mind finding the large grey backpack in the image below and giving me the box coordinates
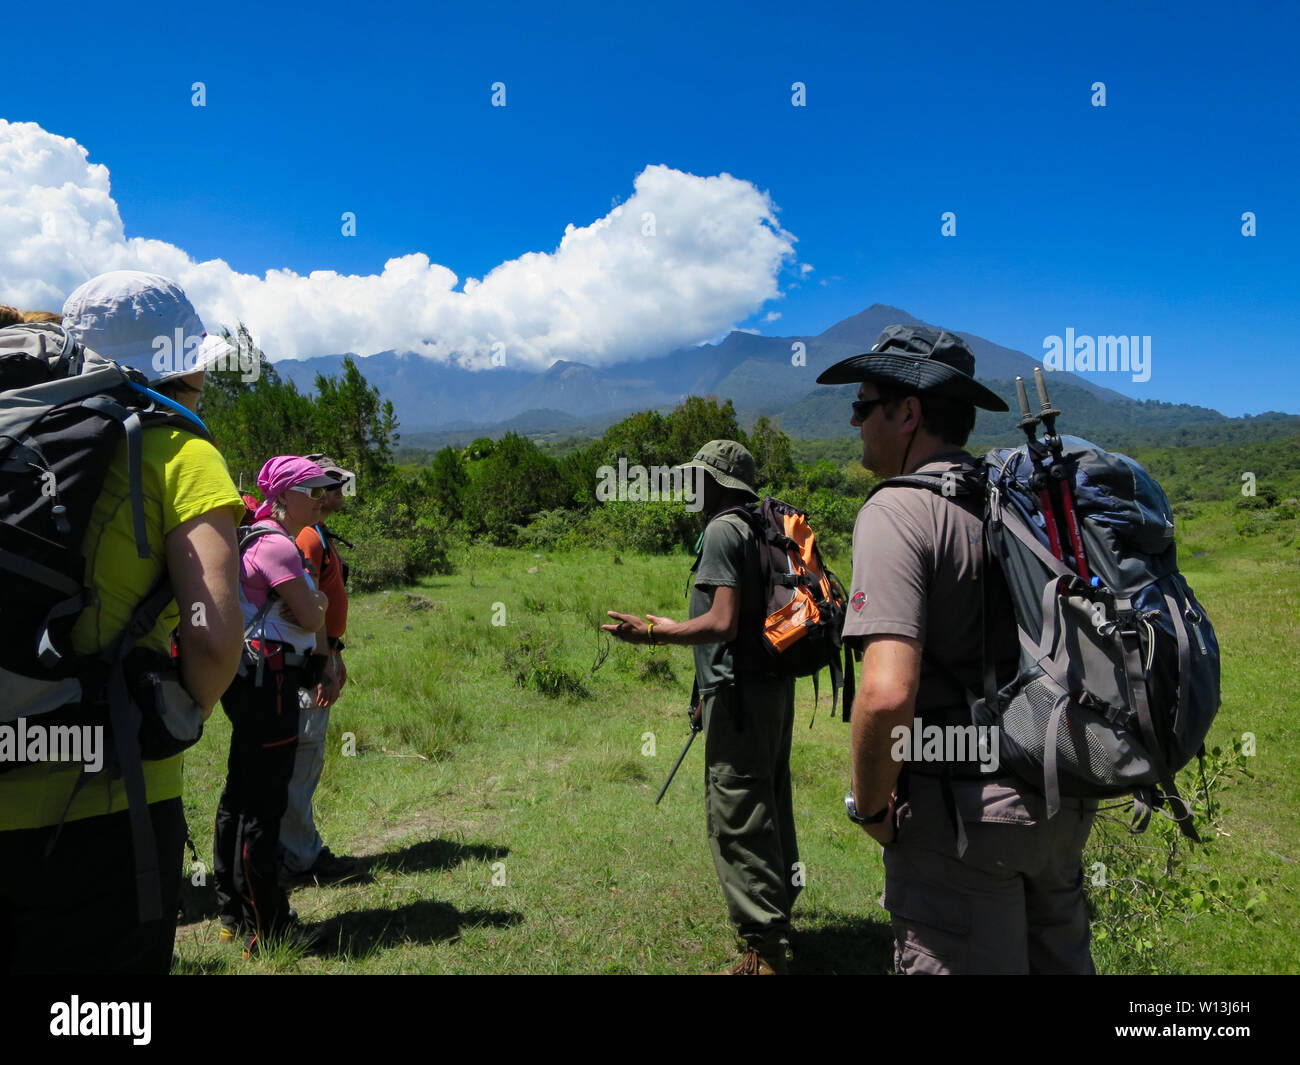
[876,437,1220,843]
[0,322,213,921]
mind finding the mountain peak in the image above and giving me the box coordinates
[544,358,593,376]
[815,304,925,344]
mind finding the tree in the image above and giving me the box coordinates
[664,396,744,465]
[426,446,469,515]
[747,415,797,489]
[599,410,671,468]
[199,326,315,489]
[464,432,567,540]
[312,356,399,481]
[199,327,398,492]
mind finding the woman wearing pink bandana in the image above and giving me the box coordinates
[213,456,336,957]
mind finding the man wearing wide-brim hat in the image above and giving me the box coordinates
[821,324,1096,975]
[604,440,800,974]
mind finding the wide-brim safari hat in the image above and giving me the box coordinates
[816,324,1009,412]
[676,439,758,499]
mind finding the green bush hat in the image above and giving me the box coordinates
[677,439,759,499]
[816,323,1009,412]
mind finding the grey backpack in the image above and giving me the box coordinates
[0,322,213,921]
[877,437,1220,843]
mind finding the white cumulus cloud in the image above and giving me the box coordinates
[0,120,799,370]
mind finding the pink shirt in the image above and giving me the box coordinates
[240,521,318,652]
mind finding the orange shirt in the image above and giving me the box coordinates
[296,524,348,639]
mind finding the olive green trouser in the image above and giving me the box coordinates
[701,674,799,953]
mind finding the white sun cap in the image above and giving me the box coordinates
[62,270,233,383]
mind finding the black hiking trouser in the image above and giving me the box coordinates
[213,657,302,943]
[0,797,185,974]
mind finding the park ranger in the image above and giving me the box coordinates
[604,440,798,974]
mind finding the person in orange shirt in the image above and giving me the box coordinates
[280,454,360,884]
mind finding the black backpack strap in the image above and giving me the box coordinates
[1115,597,1199,842]
[939,765,969,859]
[81,395,151,559]
[312,524,331,581]
[123,411,149,559]
[237,523,305,686]
[110,575,177,923]
[815,649,845,727]
[47,575,178,922]
[708,503,767,669]
[840,638,858,722]
[866,464,983,505]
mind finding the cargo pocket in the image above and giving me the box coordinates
[882,875,973,976]
[706,765,768,841]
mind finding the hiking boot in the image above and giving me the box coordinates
[716,946,787,975]
[302,847,363,885]
[242,916,320,959]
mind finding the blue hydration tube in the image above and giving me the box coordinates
[126,380,210,435]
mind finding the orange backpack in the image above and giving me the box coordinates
[716,497,850,720]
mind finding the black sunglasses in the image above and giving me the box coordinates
[851,397,889,422]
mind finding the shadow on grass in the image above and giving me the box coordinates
[309,898,523,957]
[792,910,895,975]
[365,838,509,876]
[177,837,507,924]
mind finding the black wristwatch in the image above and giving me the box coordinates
[845,792,890,825]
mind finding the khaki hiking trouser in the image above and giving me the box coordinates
[881,772,1097,975]
[279,689,328,875]
[702,673,799,954]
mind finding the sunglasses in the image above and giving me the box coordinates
[288,485,327,500]
[851,397,889,422]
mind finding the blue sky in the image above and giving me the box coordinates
[3,0,1297,415]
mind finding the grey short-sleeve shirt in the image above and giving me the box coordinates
[842,452,1017,718]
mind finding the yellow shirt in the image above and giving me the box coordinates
[0,426,242,831]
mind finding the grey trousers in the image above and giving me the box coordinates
[279,690,328,874]
[881,773,1097,975]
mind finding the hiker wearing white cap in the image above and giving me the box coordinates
[61,270,234,386]
[0,273,244,974]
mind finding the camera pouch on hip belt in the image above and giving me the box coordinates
[122,645,204,761]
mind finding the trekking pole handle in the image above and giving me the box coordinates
[1015,375,1032,419]
[1015,376,1041,437]
[1034,367,1060,419]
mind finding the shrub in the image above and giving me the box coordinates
[330,473,452,591]
[504,631,590,700]
[1084,741,1265,974]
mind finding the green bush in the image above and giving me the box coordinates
[571,500,702,554]
[504,630,590,700]
[1084,741,1265,974]
[330,474,452,591]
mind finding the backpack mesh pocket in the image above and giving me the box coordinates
[1000,675,1146,794]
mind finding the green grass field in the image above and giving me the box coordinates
[174,500,1300,974]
